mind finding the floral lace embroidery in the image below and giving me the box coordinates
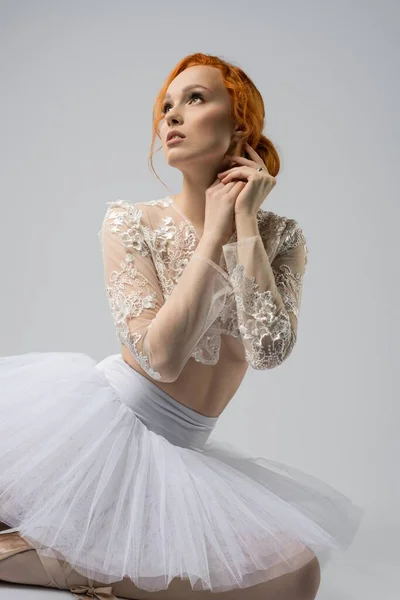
[227,222,308,369]
[98,201,162,379]
[99,198,307,371]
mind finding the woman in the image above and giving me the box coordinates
[0,53,363,599]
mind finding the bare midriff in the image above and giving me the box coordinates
[121,336,249,418]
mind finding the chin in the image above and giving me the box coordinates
[166,152,196,168]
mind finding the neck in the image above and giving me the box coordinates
[172,150,237,237]
[172,168,224,237]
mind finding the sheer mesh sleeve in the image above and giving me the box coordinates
[99,202,233,382]
[222,219,308,370]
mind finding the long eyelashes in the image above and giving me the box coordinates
[161,91,204,115]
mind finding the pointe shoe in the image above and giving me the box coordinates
[0,531,119,598]
[0,529,194,599]
[0,531,33,561]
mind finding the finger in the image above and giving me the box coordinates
[211,179,238,195]
[222,181,240,190]
[220,168,249,183]
[218,166,248,177]
[244,143,264,163]
[217,167,235,177]
[218,181,243,197]
[214,173,239,183]
[212,177,226,188]
[225,155,255,168]
[225,180,246,195]
[245,144,270,172]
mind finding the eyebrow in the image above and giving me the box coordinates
[163,84,211,100]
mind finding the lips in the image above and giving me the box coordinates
[166,136,185,145]
[166,131,185,142]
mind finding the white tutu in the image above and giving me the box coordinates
[0,351,364,593]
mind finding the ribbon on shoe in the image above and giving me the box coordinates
[0,529,118,598]
[69,584,118,599]
[34,550,118,599]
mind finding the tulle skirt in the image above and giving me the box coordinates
[0,351,364,593]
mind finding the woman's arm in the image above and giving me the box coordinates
[222,218,308,369]
[99,203,232,383]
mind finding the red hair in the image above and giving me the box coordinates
[148,53,280,189]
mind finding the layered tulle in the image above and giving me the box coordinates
[0,351,364,593]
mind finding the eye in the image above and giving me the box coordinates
[161,91,204,115]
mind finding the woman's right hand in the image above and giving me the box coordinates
[203,178,246,246]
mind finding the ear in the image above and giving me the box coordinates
[229,129,245,154]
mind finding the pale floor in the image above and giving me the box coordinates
[0,520,397,600]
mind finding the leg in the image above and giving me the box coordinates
[1,536,321,600]
[123,553,321,600]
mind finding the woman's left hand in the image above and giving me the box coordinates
[217,142,276,216]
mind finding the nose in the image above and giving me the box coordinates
[165,106,183,127]
[164,115,183,143]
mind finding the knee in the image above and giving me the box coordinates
[298,555,321,600]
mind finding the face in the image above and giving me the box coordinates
[160,65,243,171]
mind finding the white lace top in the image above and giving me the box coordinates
[98,195,308,382]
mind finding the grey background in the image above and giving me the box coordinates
[0,1,398,598]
